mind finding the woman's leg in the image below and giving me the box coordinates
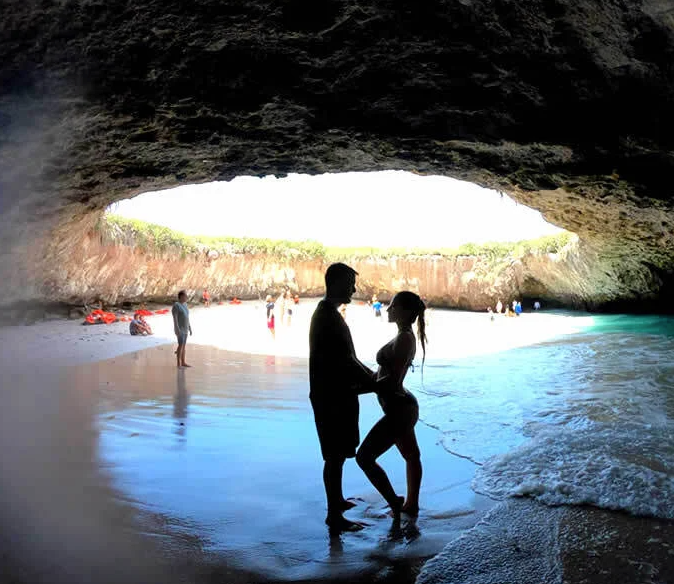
[356,416,403,511]
[396,428,422,514]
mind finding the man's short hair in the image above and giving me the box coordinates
[178,290,187,299]
[325,263,358,288]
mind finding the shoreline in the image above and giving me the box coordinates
[0,293,638,329]
[1,302,673,583]
[0,302,494,584]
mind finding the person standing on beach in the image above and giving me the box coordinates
[276,291,286,327]
[285,290,293,326]
[356,291,425,516]
[372,296,383,319]
[265,295,276,340]
[172,290,193,368]
[309,263,377,532]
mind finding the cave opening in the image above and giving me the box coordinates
[100,170,569,311]
[106,170,564,251]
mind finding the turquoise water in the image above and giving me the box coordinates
[581,312,674,336]
[401,311,674,519]
[91,304,674,582]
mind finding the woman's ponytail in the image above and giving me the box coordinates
[416,298,427,373]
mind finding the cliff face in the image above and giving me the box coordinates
[36,219,644,312]
[2,0,674,309]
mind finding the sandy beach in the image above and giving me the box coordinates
[0,300,497,583]
[2,300,672,584]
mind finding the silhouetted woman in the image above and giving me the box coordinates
[356,291,426,515]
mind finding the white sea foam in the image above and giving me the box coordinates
[472,422,674,519]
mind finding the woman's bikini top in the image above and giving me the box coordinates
[376,331,415,368]
[376,331,416,406]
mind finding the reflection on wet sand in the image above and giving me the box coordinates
[0,368,179,584]
[65,344,489,583]
[174,370,188,440]
[2,305,674,583]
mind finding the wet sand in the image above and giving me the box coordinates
[69,344,493,583]
[2,302,673,584]
[0,304,494,584]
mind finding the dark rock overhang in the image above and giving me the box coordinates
[1,0,674,307]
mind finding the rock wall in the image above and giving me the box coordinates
[30,219,657,312]
[2,0,674,310]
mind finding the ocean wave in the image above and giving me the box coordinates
[472,422,674,520]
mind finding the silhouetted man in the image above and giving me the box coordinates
[309,263,376,532]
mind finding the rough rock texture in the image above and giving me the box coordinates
[2,0,674,308]
[38,220,630,311]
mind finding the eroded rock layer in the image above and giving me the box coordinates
[30,218,652,313]
[1,0,674,308]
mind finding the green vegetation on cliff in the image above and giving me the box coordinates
[100,214,326,259]
[100,214,574,261]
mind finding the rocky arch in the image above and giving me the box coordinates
[1,0,674,309]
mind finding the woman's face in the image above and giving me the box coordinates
[387,295,412,324]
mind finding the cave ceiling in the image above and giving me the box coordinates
[1,0,674,264]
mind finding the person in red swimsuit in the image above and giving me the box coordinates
[265,295,276,339]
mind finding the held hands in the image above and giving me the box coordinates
[373,374,393,397]
[354,366,378,395]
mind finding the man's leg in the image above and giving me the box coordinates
[180,343,190,367]
[323,457,363,532]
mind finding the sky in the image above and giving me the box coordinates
[108,171,563,248]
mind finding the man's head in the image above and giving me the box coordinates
[178,290,187,303]
[325,263,357,305]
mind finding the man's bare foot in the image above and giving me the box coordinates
[325,515,366,533]
[340,498,358,511]
[181,363,192,368]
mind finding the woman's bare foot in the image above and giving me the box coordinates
[181,363,192,368]
[325,515,366,533]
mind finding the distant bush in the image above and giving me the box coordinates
[100,214,574,262]
[100,215,328,259]
[325,232,574,261]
